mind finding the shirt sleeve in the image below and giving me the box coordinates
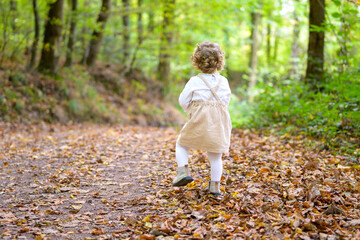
[179,77,196,112]
[223,77,232,107]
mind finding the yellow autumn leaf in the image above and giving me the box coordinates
[142,215,151,222]
[71,204,82,210]
[193,233,200,238]
[35,235,44,240]
[215,223,226,230]
[144,222,152,229]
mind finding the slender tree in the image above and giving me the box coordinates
[64,0,78,68]
[223,28,231,76]
[137,0,143,44]
[122,0,130,63]
[248,4,261,102]
[0,2,9,65]
[273,27,279,63]
[148,10,154,33]
[80,0,90,64]
[289,1,300,77]
[272,0,281,65]
[338,1,349,72]
[27,0,40,71]
[158,0,176,85]
[10,0,17,32]
[84,0,111,67]
[38,0,65,74]
[266,21,271,67]
[122,0,146,75]
[305,0,325,89]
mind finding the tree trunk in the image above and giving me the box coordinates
[80,0,90,64]
[0,2,9,65]
[84,0,111,67]
[27,0,40,71]
[272,0,281,65]
[289,3,300,78]
[266,22,271,67]
[223,28,231,76]
[338,2,349,72]
[148,10,154,33]
[10,0,17,32]
[158,0,175,86]
[38,0,65,74]
[64,0,78,68]
[248,8,260,102]
[122,0,130,63]
[137,0,143,44]
[305,0,325,90]
[272,28,279,64]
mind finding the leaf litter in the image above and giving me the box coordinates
[0,123,359,239]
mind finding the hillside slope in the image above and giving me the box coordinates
[0,65,185,126]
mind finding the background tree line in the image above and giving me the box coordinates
[0,0,359,143]
[1,0,358,84]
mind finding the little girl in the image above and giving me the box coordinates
[173,41,232,196]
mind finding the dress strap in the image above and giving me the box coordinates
[198,75,222,102]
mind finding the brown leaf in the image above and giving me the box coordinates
[139,234,155,240]
[303,219,317,231]
[158,227,171,234]
[2,229,11,236]
[91,228,105,235]
[150,228,168,236]
[348,219,360,226]
[18,227,30,233]
[323,204,344,215]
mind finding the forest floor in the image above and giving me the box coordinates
[0,123,359,240]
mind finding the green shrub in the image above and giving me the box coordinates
[230,68,360,142]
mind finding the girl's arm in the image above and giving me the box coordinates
[223,76,232,107]
[178,78,195,112]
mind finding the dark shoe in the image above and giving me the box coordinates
[172,166,193,186]
[209,181,221,196]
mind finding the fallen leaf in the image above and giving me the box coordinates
[139,234,155,240]
[91,228,105,235]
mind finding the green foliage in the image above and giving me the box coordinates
[131,79,147,94]
[230,67,360,153]
[0,0,359,144]
[229,94,254,127]
[60,68,116,122]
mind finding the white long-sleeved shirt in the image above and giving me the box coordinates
[179,73,231,112]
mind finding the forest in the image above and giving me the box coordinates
[0,0,359,142]
[0,0,360,239]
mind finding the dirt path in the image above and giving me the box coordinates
[0,123,177,239]
[0,123,359,239]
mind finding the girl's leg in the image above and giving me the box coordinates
[176,142,189,168]
[207,152,223,181]
[207,152,222,195]
[173,142,193,186]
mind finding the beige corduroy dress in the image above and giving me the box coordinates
[178,75,232,153]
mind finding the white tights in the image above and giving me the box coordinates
[176,142,223,181]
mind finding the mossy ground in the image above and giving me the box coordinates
[0,65,184,127]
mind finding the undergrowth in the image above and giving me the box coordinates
[230,68,360,156]
[0,67,117,123]
[0,65,183,126]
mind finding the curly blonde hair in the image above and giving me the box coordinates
[191,41,225,74]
